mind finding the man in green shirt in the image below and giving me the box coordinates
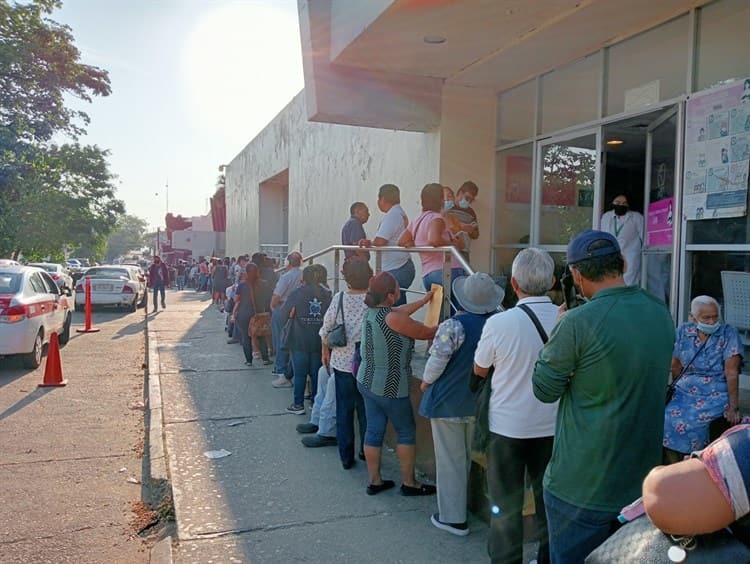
[532,229,674,564]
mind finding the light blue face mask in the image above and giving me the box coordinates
[443,200,454,211]
[458,198,471,209]
[696,321,720,335]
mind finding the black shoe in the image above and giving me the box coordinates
[296,422,318,434]
[400,483,437,496]
[342,459,355,470]
[358,449,366,461]
[301,435,337,448]
[366,480,395,496]
[161,302,166,309]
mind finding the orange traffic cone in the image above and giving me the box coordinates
[39,331,67,387]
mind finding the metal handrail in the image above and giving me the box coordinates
[296,244,475,321]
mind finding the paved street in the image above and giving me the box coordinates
[152,290,490,563]
[0,306,150,563]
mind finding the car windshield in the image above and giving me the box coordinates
[0,272,22,294]
[85,268,130,280]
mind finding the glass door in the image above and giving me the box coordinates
[643,107,678,314]
[535,130,600,247]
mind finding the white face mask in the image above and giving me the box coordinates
[458,198,471,209]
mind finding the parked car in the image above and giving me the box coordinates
[0,265,74,368]
[122,264,148,307]
[65,258,82,271]
[74,265,144,312]
[28,262,74,294]
[0,259,20,266]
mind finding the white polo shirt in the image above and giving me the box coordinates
[474,296,560,438]
[375,204,409,272]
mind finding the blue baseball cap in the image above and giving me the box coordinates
[567,229,621,265]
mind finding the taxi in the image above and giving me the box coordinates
[0,265,73,368]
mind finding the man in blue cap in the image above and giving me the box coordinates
[532,229,675,563]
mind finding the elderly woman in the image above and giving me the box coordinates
[357,271,437,496]
[663,295,743,463]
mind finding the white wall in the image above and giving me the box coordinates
[172,231,225,259]
[226,92,441,279]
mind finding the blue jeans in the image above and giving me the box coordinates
[291,350,322,406]
[358,383,416,446]
[272,308,291,377]
[543,490,620,564]
[152,282,165,310]
[177,275,185,290]
[388,258,415,307]
[334,369,366,465]
[422,267,464,316]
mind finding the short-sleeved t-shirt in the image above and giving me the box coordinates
[341,216,368,259]
[272,267,302,304]
[407,211,461,276]
[375,205,409,271]
[474,297,560,438]
[319,291,369,373]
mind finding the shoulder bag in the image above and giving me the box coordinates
[666,335,710,405]
[325,291,347,348]
[248,284,271,338]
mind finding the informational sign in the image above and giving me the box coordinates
[683,77,750,220]
[647,197,674,246]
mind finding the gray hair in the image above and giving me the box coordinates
[690,295,720,318]
[511,248,554,296]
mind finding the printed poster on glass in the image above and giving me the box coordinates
[683,77,750,221]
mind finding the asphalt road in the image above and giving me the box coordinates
[0,306,152,563]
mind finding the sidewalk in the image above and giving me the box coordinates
[149,291,490,563]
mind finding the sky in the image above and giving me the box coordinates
[53,0,304,230]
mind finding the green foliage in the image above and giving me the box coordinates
[0,0,122,259]
[105,214,149,262]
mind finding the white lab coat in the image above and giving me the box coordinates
[600,210,644,286]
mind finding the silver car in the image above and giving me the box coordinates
[74,266,144,312]
[28,263,74,294]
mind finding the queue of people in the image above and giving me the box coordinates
[214,185,749,563]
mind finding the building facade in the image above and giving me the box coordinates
[227,0,750,386]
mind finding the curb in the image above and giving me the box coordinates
[145,310,174,563]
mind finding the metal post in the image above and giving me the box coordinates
[333,249,340,293]
[375,248,382,274]
[442,251,451,321]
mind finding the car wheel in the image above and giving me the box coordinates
[22,331,43,369]
[59,314,72,346]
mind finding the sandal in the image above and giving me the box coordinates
[366,480,395,496]
[400,483,437,496]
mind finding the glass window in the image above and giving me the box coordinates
[539,133,597,245]
[606,15,689,116]
[497,80,535,145]
[541,52,601,134]
[686,250,750,313]
[28,273,48,295]
[696,0,750,91]
[495,144,533,245]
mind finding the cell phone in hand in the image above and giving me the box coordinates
[561,266,579,310]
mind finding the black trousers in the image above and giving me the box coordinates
[487,432,553,564]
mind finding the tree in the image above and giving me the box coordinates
[105,214,148,262]
[0,0,122,259]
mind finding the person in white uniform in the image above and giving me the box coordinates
[600,194,644,286]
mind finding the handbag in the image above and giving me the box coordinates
[666,336,710,405]
[248,284,271,338]
[471,366,493,454]
[325,291,347,348]
[585,514,750,563]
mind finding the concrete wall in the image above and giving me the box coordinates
[438,83,498,274]
[226,91,441,277]
[172,231,225,259]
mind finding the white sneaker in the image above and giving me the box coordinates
[271,376,292,388]
[430,513,469,537]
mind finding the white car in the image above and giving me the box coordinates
[74,266,144,312]
[0,265,74,368]
[28,262,74,294]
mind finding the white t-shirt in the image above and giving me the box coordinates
[474,296,560,438]
[375,204,410,272]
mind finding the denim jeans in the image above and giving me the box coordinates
[422,267,464,316]
[334,369,365,465]
[543,490,620,564]
[310,366,336,437]
[487,433,553,564]
[388,258,415,307]
[291,350,322,406]
[177,274,185,290]
[358,383,416,446]
[152,282,165,310]
[237,312,254,363]
[272,308,291,377]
